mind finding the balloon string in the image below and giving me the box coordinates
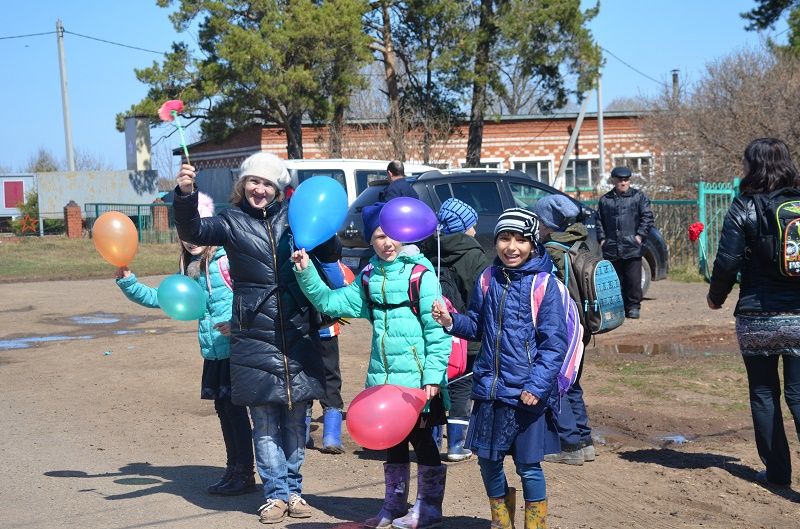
[436,228,442,301]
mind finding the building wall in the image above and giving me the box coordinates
[181,113,655,190]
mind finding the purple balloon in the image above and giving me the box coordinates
[379,197,437,243]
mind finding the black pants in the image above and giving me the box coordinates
[319,336,344,410]
[387,427,442,466]
[214,396,254,468]
[612,257,643,312]
[742,354,800,485]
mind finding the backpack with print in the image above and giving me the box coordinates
[753,188,800,277]
[361,263,468,380]
[545,241,625,335]
[479,266,584,397]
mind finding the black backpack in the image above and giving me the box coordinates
[753,188,800,277]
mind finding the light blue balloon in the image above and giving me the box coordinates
[288,176,348,250]
[157,274,207,321]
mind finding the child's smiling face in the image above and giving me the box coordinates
[495,231,533,268]
[371,227,402,261]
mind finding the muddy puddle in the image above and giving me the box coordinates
[0,312,170,351]
[589,343,734,357]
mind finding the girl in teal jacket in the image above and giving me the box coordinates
[115,193,255,497]
[292,202,450,529]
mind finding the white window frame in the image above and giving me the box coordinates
[458,157,504,170]
[612,152,654,180]
[563,156,600,191]
[509,156,554,185]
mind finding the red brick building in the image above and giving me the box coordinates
[181,110,655,193]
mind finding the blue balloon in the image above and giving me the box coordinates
[157,274,208,321]
[288,176,348,250]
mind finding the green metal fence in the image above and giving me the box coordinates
[697,180,739,279]
[84,202,230,244]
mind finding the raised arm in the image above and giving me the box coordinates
[293,250,367,319]
[173,164,231,247]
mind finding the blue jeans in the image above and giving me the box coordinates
[553,379,592,450]
[742,354,800,485]
[250,401,309,501]
[477,456,546,502]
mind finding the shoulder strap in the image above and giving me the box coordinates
[530,271,551,327]
[217,255,233,291]
[407,264,429,318]
[479,266,495,296]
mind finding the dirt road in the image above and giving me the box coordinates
[1,277,797,529]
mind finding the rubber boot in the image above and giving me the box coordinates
[206,465,235,495]
[363,463,411,529]
[305,410,314,449]
[431,426,443,453]
[321,408,345,454]
[524,499,547,529]
[488,486,517,529]
[215,463,256,496]
[445,421,472,462]
[391,464,447,529]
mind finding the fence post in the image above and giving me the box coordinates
[63,200,83,238]
[697,181,707,277]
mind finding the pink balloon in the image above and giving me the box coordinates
[379,197,437,243]
[346,384,427,450]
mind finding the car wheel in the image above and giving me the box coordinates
[641,258,652,296]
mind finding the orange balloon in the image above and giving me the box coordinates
[92,211,139,266]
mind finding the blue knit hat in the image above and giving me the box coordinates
[533,194,580,231]
[362,202,385,240]
[438,198,478,234]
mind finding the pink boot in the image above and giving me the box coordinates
[364,463,410,529]
[391,464,446,529]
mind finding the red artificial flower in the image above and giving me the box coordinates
[158,99,184,122]
[688,221,705,242]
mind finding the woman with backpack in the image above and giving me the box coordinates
[708,137,800,488]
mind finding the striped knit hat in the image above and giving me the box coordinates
[494,207,539,243]
[438,198,478,234]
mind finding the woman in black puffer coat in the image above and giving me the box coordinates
[174,153,335,523]
[708,138,800,489]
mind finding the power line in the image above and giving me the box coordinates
[64,30,165,55]
[601,46,666,86]
[0,31,56,40]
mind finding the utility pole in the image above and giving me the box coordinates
[671,69,680,102]
[56,19,76,172]
[554,95,590,192]
[597,76,605,187]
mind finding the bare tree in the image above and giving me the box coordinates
[642,46,800,197]
[24,148,62,172]
[74,148,114,171]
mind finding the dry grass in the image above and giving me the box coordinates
[0,236,178,283]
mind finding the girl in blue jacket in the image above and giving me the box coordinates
[432,208,567,529]
[115,192,255,497]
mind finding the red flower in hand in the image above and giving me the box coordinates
[158,99,184,122]
[688,222,705,242]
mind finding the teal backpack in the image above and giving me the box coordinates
[545,241,625,335]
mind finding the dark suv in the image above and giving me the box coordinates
[338,169,669,294]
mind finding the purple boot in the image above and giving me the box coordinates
[363,463,410,529]
[391,464,447,529]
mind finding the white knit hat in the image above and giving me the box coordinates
[239,152,291,190]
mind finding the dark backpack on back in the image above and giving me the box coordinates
[545,241,625,335]
[753,188,800,277]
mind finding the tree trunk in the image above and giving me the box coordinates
[329,103,345,157]
[466,0,495,167]
[381,1,405,161]
[286,113,304,159]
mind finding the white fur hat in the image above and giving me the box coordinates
[239,152,291,190]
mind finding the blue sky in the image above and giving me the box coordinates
[0,1,789,173]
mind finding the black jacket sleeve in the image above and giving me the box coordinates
[637,192,654,239]
[595,196,607,242]
[172,187,231,247]
[708,197,748,307]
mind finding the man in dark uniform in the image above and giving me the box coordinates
[382,160,419,201]
[596,166,654,319]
